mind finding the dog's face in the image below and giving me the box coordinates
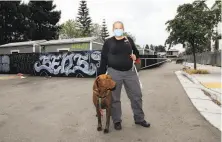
[96,74,116,91]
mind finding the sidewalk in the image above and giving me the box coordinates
[175,71,221,131]
[183,62,221,99]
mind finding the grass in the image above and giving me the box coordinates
[182,67,210,74]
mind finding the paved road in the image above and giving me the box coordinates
[0,63,220,142]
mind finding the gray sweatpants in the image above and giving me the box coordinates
[107,67,145,123]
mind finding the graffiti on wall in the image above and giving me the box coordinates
[34,51,101,77]
[10,53,40,74]
[0,51,164,77]
[0,55,10,73]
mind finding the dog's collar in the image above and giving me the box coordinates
[96,90,111,98]
[97,95,107,98]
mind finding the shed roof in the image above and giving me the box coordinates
[0,40,46,48]
[40,37,99,46]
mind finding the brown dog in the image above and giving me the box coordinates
[93,74,116,133]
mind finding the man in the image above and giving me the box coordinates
[98,21,150,130]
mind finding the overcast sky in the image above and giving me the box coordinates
[52,0,215,50]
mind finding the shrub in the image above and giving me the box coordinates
[183,68,209,74]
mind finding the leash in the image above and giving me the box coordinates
[97,90,110,117]
[132,58,143,89]
[98,98,103,116]
[125,36,143,89]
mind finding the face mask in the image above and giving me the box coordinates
[113,29,124,37]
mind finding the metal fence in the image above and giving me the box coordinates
[183,51,221,67]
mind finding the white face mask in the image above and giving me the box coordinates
[113,29,124,37]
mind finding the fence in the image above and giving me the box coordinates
[183,51,221,67]
[0,51,165,77]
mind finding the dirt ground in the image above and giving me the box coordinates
[0,63,220,142]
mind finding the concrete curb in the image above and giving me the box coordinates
[175,71,221,131]
[181,71,221,104]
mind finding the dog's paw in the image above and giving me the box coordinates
[104,129,109,133]
[97,127,102,131]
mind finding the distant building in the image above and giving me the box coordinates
[157,52,166,57]
[0,37,103,54]
[39,37,103,53]
[166,49,179,58]
[0,40,46,54]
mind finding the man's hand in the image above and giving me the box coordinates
[130,54,136,61]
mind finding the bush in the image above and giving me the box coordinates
[176,59,184,64]
[183,68,209,74]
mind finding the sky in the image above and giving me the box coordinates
[23,0,216,51]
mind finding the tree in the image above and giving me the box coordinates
[59,19,80,39]
[101,19,109,41]
[150,44,154,50]
[59,20,102,39]
[0,1,61,45]
[123,32,136,42]
[76,0,92,37]
[28,1,61,40]
[155,45,166,52]
[145,44,149,49]
[0,1,21,44]
[91,23,101,37]
[16,3,34,41]
[165,1,219,69]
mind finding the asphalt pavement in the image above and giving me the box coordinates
[0,63,220,142]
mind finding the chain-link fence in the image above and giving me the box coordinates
[183,51,221,67]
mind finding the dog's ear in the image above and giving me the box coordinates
[108,79,116,90]
[106,75,116,90]
[93,76,100,91]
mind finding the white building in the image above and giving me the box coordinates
[157,52,166,57]
[166,49,179,58]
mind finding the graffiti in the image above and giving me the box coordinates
[71,43,89,49]
[0,55,10,73]
[10,53,39,74]
[34,51,101,77]
[91,51,101,61]
[91,51,101,68]
[0,51,164,77]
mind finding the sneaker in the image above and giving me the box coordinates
[135,120,151,127]
[114,122,122,130]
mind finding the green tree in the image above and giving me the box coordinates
[0,1,61,45]
[145,44,149,49]
[155,45,166,52]
[59,19,80,39]
[101,19,109,41]
[91,23,101,37]
[28,1,61,40]
[16,3,34,41]
[165,1,219,69]
[76,0,92,37]
[0,1,21,44]
[150,44,154,50]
